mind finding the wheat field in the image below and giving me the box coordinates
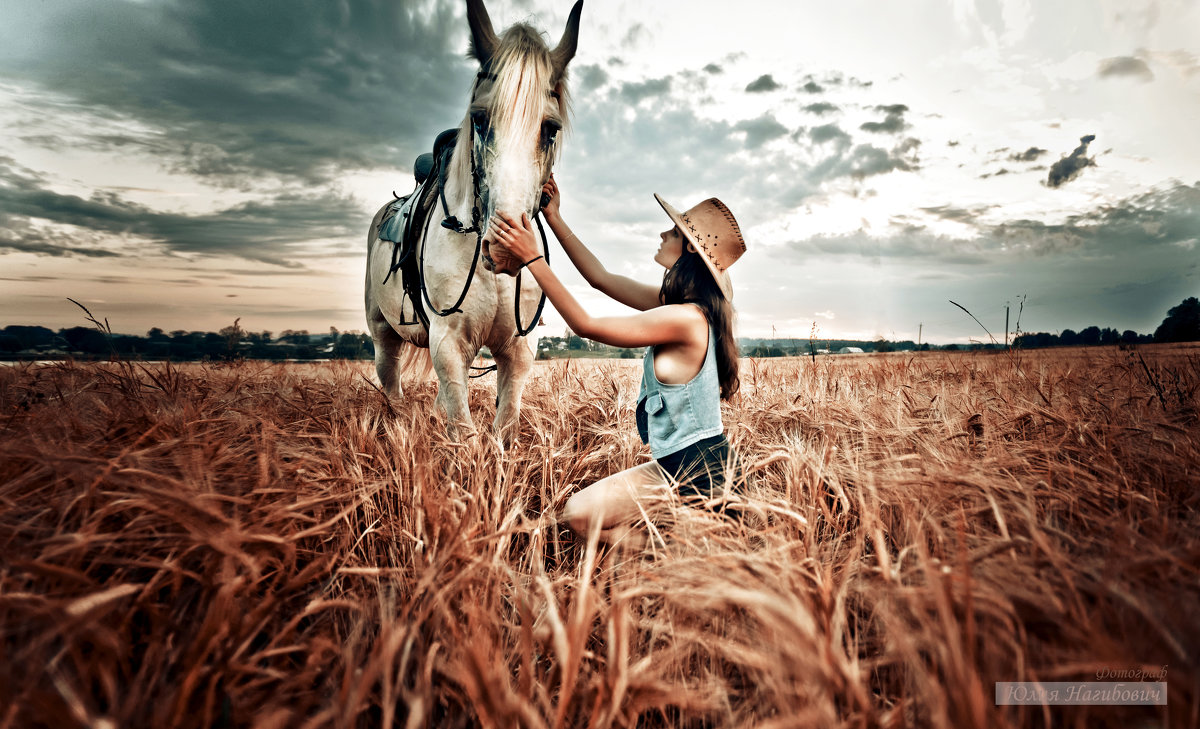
[1,345,1197,728]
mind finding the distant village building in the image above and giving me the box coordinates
[837,346,865,354]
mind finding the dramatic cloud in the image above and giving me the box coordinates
[802,102,840,116]
[788,182,1200,263]
[859,104,910,134]
[745,74,782,93]
[1046,134,1097,188]
[562,82,822,224]
[1009,147,1047,162]
[0,219,122,259]
[2,0,1197,340]
[576,64,610,93]
[565,101,747,213]
[919,205,997,224]
[807,137,921,183]
[847,138,920,178]
[619,77,672,105]
[1077,182,1200,250]
[0,0,477,187]
[734,114,789,148]
[1098,56,1155,81]
[963,183,1197,258]
[622,23,649,49]
[784,226,990,264]
[985,184,1200,258]
[0,158,359,266]
[808,123,852,150]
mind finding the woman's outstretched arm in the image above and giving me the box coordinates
[493,211,704,348]
[541,176,662,311]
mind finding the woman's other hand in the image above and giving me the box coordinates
[540,174,561,223]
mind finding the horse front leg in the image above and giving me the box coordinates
[492,336,535,447]
[429,321,476,439]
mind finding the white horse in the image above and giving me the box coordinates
[365,0,582,441]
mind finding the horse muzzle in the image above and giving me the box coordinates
[482,236,522,277]
[481,238,496,273]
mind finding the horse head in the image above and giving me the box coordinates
[460,0,582,276]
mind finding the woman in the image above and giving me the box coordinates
[491,175,746,541]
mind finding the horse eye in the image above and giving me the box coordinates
[541,119,562,143]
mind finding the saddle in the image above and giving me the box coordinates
[378,128,459,328]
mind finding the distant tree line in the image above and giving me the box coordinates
[0,324,374,361]
[741,338,931,356]
[535,335,640,360]
[1014,297,1199,349]
[3,297,1196,361]
[1013,327,1148,349]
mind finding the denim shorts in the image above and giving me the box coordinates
[656,434,742,502]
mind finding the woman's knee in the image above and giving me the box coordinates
[562,492,597,535]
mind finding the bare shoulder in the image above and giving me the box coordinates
[647,304,710,383]
[663,303,709,343]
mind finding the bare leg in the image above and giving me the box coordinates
[367,307,405,399]
[491,336,534,446]
[562,462,671,544]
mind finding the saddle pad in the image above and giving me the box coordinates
[379,193,418,244]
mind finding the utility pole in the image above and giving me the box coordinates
[1005,303,1010,348]
[918,323,922,346]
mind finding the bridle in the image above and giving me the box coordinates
[417,69,555,339]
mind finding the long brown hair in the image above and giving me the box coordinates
[659,249,740,400]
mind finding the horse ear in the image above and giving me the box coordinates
[550,0,583,76]
[466,0,499,67]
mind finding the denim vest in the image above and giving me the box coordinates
[636,326,724,459]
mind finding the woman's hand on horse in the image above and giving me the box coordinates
[491,212,540,264]
[540,174,561,222]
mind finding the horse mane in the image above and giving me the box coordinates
[448,23,571,201]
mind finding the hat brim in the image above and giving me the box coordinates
[654,193,733,301]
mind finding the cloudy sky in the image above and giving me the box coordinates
[1,0,1198,343]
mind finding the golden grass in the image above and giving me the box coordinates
[1,346,1197,728]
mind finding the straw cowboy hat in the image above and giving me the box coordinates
[654,194,746,301]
